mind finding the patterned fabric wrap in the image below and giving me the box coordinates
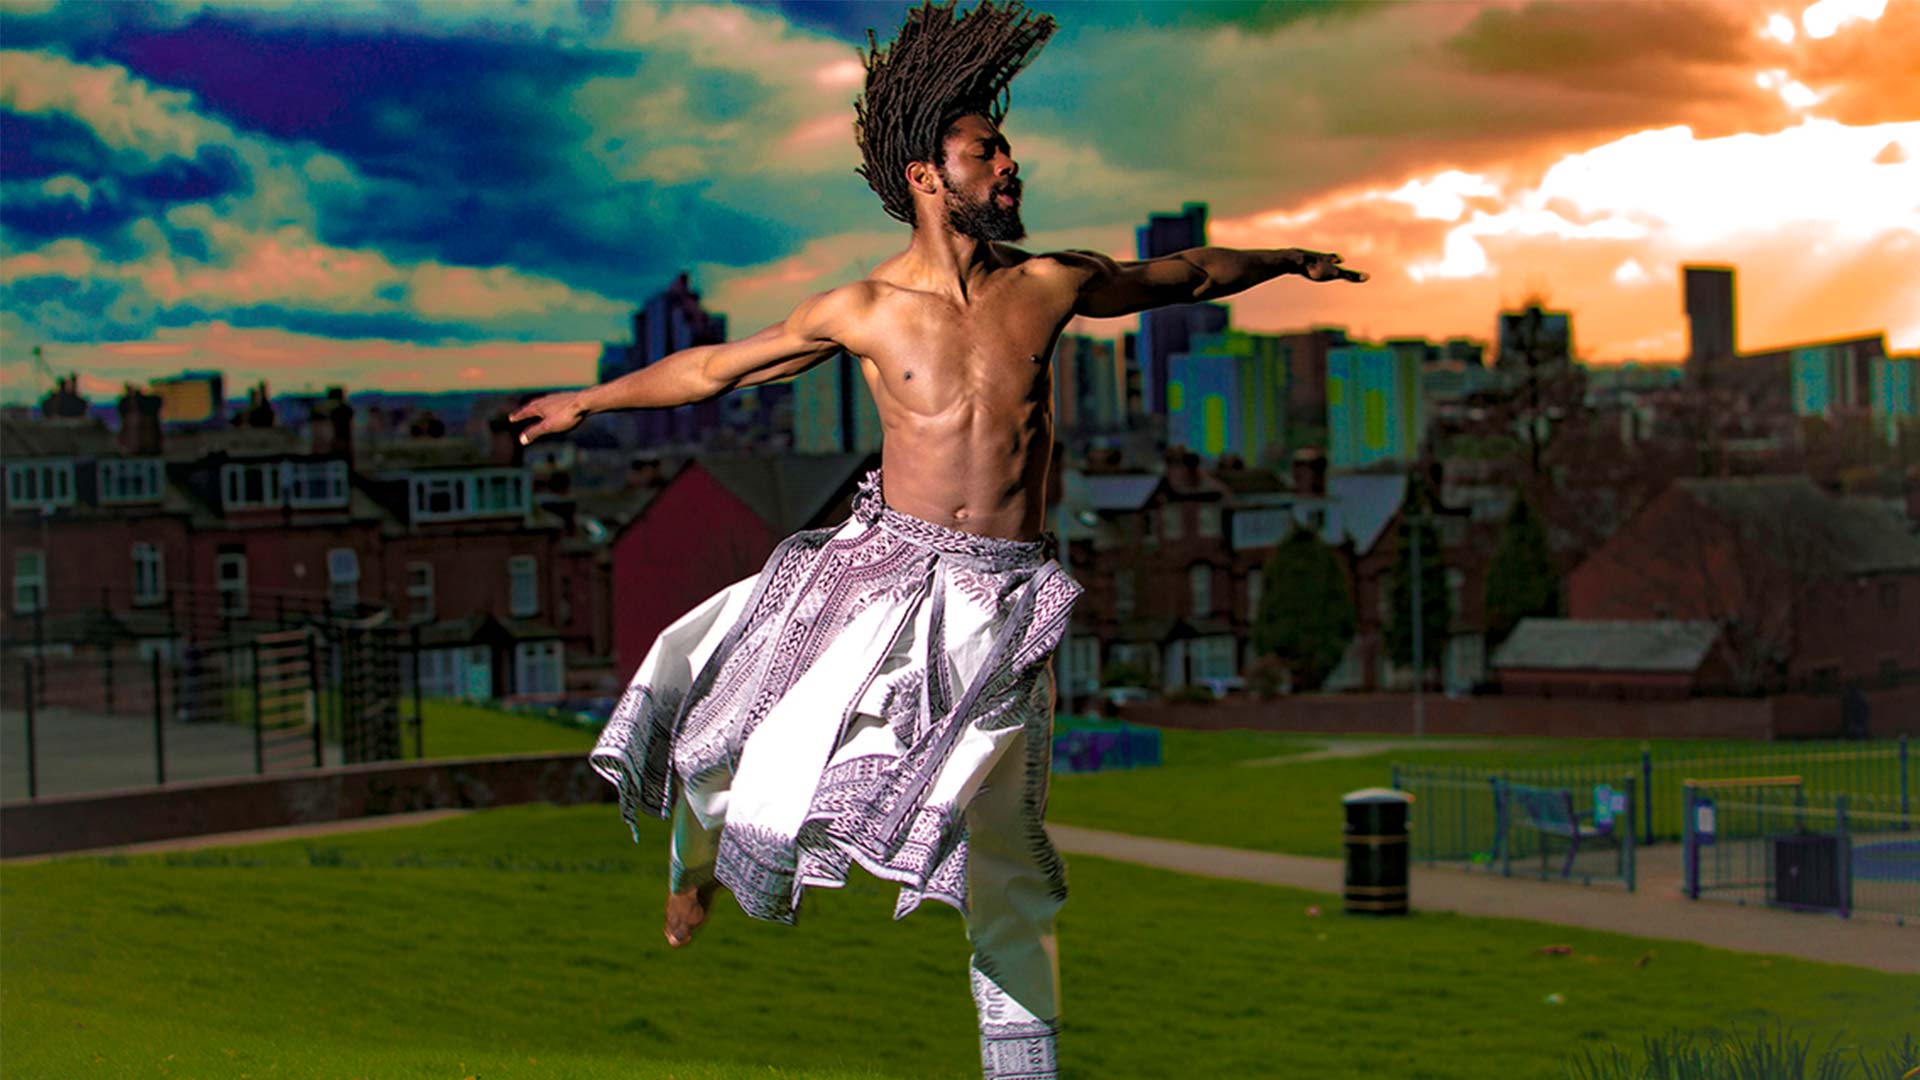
[589,468,1082,926]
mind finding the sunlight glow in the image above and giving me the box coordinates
[1763,12,1798,42]
[1800,0,1887,38]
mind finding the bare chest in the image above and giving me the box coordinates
[847,275,1073,420]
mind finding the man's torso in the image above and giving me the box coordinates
[829,245,1080,542]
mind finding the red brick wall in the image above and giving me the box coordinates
[610,467,779,683]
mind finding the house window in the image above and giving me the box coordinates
[1189,563,1213,617]
[514,640,565,695]
[288,461,348,508]
[6,461,76,510]
[99,459,163,504]
[413,645,490,700]
[406,562,435,623]
[1114,568,1136,617]
[1447,568,1466,623]
[414,475,467,519]
[475,472,528,515]
[13,549,45,614]
[1066,636,1100,695]
[508,555,539,617]
[221,463,283,509]
[133,543,164,605]
[216,552,248,616]
[1197,505,1222,538]
[326,548,360,611]
[1192,636,1237,681]
[1161,503,1184,541]
[1246,568,1263,619]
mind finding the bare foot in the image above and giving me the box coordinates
[664,880,717,948]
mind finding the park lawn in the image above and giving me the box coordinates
[1044,732,1833,858]
[412,699,601,759]
[5,803,1915,1080]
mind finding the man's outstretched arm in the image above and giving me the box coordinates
[512,285,862,443]
[1056,246,1367,319]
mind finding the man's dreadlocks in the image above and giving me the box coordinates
[853,0,1056,226]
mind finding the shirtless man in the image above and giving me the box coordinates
[514,2,1362,1074]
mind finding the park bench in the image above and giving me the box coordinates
[1499,782,1615,879]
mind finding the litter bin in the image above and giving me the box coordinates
[1343,787,1412,915]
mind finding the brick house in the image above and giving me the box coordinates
[1567,476,1920,692]
[608,452,874,682]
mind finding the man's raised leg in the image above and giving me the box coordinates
[666,790,722,948]
[964,718,1067,1079]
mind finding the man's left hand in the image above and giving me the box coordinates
[1293,248,1368,283]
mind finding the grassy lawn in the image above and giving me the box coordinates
[1045,731,1853,859]
[5,803,1914,1079]
[410,699,600,759]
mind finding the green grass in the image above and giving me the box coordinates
[1045,732,1847,858]
[5,803,1915,1079]
[410,699,600,759]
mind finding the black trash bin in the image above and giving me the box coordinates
[1343,787,1412,915]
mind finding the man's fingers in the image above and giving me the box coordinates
[1345,268,1369,282]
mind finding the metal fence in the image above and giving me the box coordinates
[1682,782,1918,924]
[1391,765,1638,889]
[1394,738,1912,849]
[1,605,419,802]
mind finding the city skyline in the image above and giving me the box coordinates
[2,0,1915,404]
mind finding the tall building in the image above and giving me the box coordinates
[1871,356,1917,444]
[1496,305,1573,375]
[1275,327,1349,450]
[1684,265,1736,389]
[1787,335,1886,417]
[151,370,224,426]
[792,351,882,454]
[1326,344,1424,469]
[603,272,730,448]
[1052,333,1124,437]
[1165,330,1287,464]
[1136,202,1229,421]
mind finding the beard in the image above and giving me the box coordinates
[939,169,1026,242]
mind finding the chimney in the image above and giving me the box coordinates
[116,383,164,455]
[1164,446,1199,490]
[39,372,89,419]
[1291,448,1328,496]
[235,381,275,428]
[309,386,354,463]
[487,411,525,467]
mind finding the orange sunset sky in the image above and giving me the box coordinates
[1,0,1915,402]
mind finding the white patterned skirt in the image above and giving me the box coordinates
[590,469,1082,925]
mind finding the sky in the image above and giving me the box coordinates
[1,0,1916,403]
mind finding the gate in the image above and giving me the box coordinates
[249,629,323,773]
[332,622,402,764]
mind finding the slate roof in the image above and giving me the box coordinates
[1492,618,1719,673]
[0,417,121,458]
[1677,476,1920,575]
[698,452,873,534]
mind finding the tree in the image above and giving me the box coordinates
[1483,495,1561,647]
[1385,473,1451,678]
[1252,526,1354,691]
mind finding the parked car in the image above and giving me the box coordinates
[1198,676,1245,700]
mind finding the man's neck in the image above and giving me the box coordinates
[901,225,996,303]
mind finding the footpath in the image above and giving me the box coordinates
[1049,822,1917,975]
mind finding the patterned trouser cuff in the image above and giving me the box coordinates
[980,1021,1058,1080]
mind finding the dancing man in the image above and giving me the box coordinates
[513,2,1365,1076]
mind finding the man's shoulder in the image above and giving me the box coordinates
[1017,246,1117,280]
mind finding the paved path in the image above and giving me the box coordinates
[1049,823,1917,975]
[1,705,346,802]
[1237,737,1558,767]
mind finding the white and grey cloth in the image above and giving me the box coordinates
[590,468,1080,1079]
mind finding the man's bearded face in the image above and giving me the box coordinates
[936,164,1025,242]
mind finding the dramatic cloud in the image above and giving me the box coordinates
[0,0,1914,401]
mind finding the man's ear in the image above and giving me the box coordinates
[905,160,939,196]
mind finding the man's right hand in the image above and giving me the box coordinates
[510,391,591,445]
